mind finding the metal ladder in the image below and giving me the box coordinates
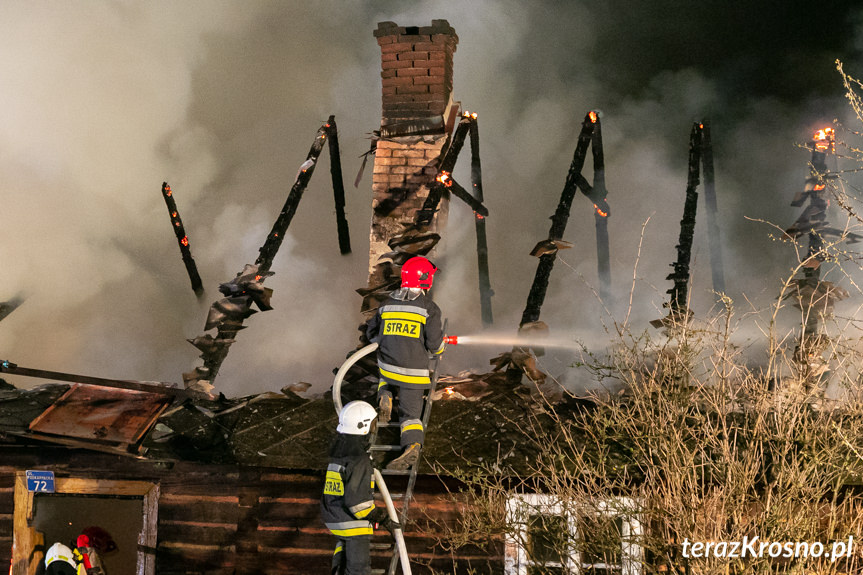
[368,349,444,575]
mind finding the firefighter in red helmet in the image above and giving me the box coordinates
[366,256,446,470]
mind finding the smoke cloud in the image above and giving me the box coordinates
[1,1,861,396]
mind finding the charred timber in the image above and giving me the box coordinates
[0,360,207,400]
[520,113,595,327]
[326,115,351,255]
[469,117,494,327]
[666,123,702,314]
[446,178,489,217]
[700,121,726,296]
[590,116,612,304]
[416,119,471,227]
[0,295,23,323]
[161,182,204,297]
[256,123,329,274]
[185,122,330,390]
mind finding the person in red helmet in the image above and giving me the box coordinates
[366,256,445,470]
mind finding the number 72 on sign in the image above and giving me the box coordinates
[25,470,55,493]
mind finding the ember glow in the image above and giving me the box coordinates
[437,171,453,187]
[813,127,835,152]
[594,204,609,217]
[181,236,189,247]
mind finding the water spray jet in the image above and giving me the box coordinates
[443,334,581,351]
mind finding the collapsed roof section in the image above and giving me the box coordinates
[0,372,565,475]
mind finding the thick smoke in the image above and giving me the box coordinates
[1,1,861,396]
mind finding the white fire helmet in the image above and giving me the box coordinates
[45,542,78,575]
[337,401,377,435]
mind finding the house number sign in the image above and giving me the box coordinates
[25,470,55,493]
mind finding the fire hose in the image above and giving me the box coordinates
[332,343,411,575]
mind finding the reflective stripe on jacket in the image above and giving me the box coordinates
[366,291,444,388]
[321,440,376,537]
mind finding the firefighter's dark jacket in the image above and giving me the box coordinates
[321,434,376,537]
[366,290,444,387]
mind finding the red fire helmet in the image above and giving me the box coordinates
[401,256,438,289]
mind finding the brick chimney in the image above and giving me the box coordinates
[363,20,460,316]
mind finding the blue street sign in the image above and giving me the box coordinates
[26,470,55,493]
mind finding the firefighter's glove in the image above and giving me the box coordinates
[368,508,401,533]
[367,507,388,525]
[378,516,402,534]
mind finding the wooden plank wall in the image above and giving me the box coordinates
[0,446,503,574]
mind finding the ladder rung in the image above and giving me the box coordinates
[370,445,402,452]
[371,543,394,550]
[371,570,386,574]
[381,468,413,476]
[375,492,405,501]
[377,422,400,428]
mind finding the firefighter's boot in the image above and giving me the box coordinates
[378,394,392,424]
[386,443,421,471]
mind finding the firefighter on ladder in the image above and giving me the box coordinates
[321,401,399,575]
[366,256,446,471]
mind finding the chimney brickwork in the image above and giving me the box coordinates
[363,21,459,316]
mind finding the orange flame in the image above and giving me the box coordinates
[589,111,598,123]
[180,236,189,247]
[813,127,835,152]
[471,112,477,119]
[594,204,609,218]
[437,171,453,187]
[171,211,178,218]
[814,184,826,191]
[255,275,263,281]
[445,386,454,395]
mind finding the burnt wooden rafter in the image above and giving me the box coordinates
[589,115,612,304]
[161,182,204,297]
[415,119,472,227]
[651,121,728,330]
[667,123,702,317]
[700,121,725,295]
[184,119,351,391]
[413,114,494,327]
[326,115,352,255]
[519,111,598,327]
[469,116,493,327]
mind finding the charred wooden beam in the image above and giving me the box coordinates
[0,294,24,323]
[787,127,841,346]
[520,113,595,327]
[589,114,612,304]
[444,177,489,217]
[700,121,726,296]
[256,123,329,273]
[469,115,493,327]
[667,123,702,316]
[0,359,207,400]
[416,119,471,227]
[185,122,330,391]
[326,115,351,255]
[161,182,204,297]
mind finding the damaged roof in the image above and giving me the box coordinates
[0,372,551,474]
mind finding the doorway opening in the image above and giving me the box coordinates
[33,494,141,573]
[12,474,158,575]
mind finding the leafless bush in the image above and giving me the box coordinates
[426,64,863,575]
